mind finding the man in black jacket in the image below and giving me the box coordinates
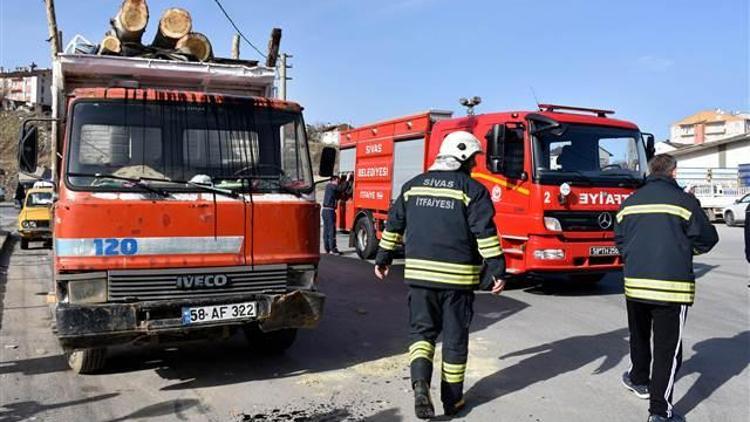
[374,131,506,419]
[615,154,719,422]
[321,176,342,255]
[745,204,749,264]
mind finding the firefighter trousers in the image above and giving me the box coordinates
[407,286,474,408]
[626,300,689,418]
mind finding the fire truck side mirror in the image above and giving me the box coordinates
[485,124,506,174]
[18,124,39,174]
[319,147,337,178]
[642,132,656,161]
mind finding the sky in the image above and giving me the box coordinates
[0,0,747,139]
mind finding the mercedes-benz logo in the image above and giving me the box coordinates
[598,212,614,229]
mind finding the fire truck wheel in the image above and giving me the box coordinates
[66,348,107,374]
[354,217,378,260]
[20,239,29,250]
[569,273,605,284]
[244,326,298,355]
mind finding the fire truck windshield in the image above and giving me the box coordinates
[65,100,314,194]
[532,124,648,186]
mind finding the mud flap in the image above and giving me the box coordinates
[259,290,325,332]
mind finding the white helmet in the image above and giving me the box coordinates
[429,131,483,171]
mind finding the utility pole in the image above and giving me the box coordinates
[278,53,292,100]
[44,0,61,179]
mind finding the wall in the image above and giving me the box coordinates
[675,139,750,168]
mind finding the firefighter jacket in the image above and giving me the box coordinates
[614,175,718,305]
[375,170,506,290]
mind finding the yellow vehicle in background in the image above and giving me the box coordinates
[17,182,54,249]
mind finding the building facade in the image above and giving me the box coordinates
[0,67,52,109]
[669,109,750,145]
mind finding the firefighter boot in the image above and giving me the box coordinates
[443,398,466,417]
[413,380,435,419]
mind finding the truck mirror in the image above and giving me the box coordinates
[642,132,656,161]
[18,124,39,174]
[485,124,505,174]
[319,147,337,178]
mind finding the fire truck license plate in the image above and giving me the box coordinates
[589,246,620,256]
[181,302,257,325]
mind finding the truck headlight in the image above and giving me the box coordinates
[288,265,318,290]
[533,249,566,260]
[68,278,107,304]
[544,217,562,232]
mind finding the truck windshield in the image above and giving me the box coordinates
[532,124,647,185]
[66,100,313,193]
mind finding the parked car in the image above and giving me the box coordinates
[17,185,54,249]
[722,193,750,226]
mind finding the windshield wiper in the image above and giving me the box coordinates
[68,172,171,198]
[212,175,304,197]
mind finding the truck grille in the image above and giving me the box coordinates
[108,265,287,301]
[545,211,616,232]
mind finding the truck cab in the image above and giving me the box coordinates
[18,54,335,373]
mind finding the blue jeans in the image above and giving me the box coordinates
[322,208,337,252]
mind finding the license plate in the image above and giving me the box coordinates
[181,302,257,325]
[590,246,620,256]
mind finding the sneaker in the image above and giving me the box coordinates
[648,413,686,422]
[331,249,343,256]
[622,371,649,399]
[413,381,435,420]
[443,398,466,417]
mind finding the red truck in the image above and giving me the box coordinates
[18,54,335,373]
[337,104,655,282]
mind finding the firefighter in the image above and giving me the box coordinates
[373,130,507,419]
[614,154,718,422]
[321,175,342,255]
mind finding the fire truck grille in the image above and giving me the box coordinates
[107,265,288,301]
[545,211,616,232]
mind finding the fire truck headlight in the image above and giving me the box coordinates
[533,249,566,260]
[288,265,318,290]
[544,217,563,232]
[559,182,571,197]
[67,278,108,304]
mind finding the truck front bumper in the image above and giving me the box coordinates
[18,228,52,240]
[508,235,622,275]
[55,290,325,349]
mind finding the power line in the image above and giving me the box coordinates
[212,0,267,60]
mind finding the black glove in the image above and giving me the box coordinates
[479,256,506,291]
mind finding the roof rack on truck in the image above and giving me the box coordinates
[538,103,615,117]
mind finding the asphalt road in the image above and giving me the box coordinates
[0,204,747,422]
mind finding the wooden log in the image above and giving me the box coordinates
[176,32,213,62]
[151,8,192,49]
[99,31,122,55]
[231,34,240,59]
[111,0,149,43]
[265,28,282,67]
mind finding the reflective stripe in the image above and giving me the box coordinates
[442,362,467,383]
[409,341,435,363]
[471,172,531,196]
[624,277,695,293]
[616,204,692,223]
[406,258,481,275]
[404,187,471,206]
[624,287,694,303]
[379,239,398,251]
[55,236,243,257]
[476,236,500,247]
[477,235,503,258]
[404,269,479,285]
[479,246,503,258]
[381,230,403,243]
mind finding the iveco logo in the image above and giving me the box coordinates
[176,274,229,289]
[598,212,614,230]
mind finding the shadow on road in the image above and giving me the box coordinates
[461,327,630,417]
[106,399,204,422]
[0,235,18,332]
[0,393,118,422]
[0,354,69,377]
[97,255,529,390]
[693,262,719,280]
[675,331,750,416]
[522,271,624,297]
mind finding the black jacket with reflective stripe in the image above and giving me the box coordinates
[614,176,719,305]
[375,170,506,290]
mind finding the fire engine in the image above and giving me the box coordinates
[337,102,655,282]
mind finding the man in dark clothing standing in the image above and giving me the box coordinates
[374,131,506,419]
[615,154,719,422]
[745,204,749,264]
[322,176,342,255]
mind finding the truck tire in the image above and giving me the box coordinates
[724,211,735,226]
[66,348,107,374]
[244,326,297,354]
[20,238,29,250]
[354,216,378,260]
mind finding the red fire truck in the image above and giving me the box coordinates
[336,104,655,282]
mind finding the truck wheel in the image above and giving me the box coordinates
[20,239,29,250]
[569,273,606,284]
[66,348,107,374]
[724,211,735,226]
[354,216,378,260]
[244,326,298,354]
